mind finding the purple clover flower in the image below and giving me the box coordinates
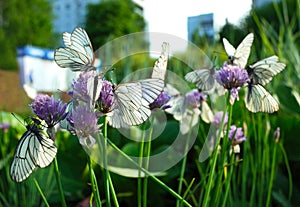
[150,91,171,110]
[215,63,249,102]
[98,80,114,113]
[70,71,97,104]
[212,111,228,128]
[72,105,102,146]
[228,125,246,145]
[0,123,10,133]
[185,89,206,108]
[30,94,68,128]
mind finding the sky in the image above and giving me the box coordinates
[143,0,252,51]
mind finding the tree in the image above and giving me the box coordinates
[0,0,55,70]
[85,0,146,48]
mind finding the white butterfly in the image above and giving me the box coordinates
[223,33,254,68]
[105,42,169,128]
[246,55,286,86]
[184,67,216,91]
[54,27,96,71]
[151,42,169,80]
[245,83,279,113]
[106,79,165,128]
[10,123,57,182]
[165,84,214,134]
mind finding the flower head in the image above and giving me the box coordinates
[98,80,114,113]
[150,91,171,110]
[72,105,102,146]
[185,89,206,108]
[215,63,249,103]
[212,111,228,128]
[70,71,98,105]
[228,125,246,145]
[30,94,68,128]
[0,122,10,133]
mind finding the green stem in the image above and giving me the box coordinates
[279,143,293,201]
[88,157,102,207]
[202,94,231,207]
[53,157,67,207]
[138,124,146,207]
[143,121,154,207]
[103,117,112,207]
[106,138,192,207]
[176,115,194,207]
[107,172,119,207]
[266,140,278,206]
[221,152,235,207]
[34,178,50,207]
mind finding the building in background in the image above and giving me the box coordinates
[17,46,77,98]
[252,0,276,7]
[50,0,100,34]
[50,0,145,34]
[187,13,214,42]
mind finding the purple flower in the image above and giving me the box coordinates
[70,71,98,105]
[213,111,228,128]
[215,63,249,102]
[72,105,101,135]
[228,125,246,145]
[150,91,171,110]
[30,94,68,128]
[185,89,206,108]
[72,105,102,146]
[0,122,10,133]
[98,80,114,113]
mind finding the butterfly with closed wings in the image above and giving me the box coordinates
[10,121,57,182]
[223,33,254,68]
[54,27,96,71]
[245,56,286,113]
[185,66,216,91]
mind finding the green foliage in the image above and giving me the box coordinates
[219,19,245,46]
[0,0,55,70]
[85,0,145,48]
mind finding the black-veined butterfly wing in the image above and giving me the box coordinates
[55,27,95,71]
[151,42,169,80]
[223,33,254,68]
[247,56,286,85]
[10,124,57,182]
[185,67,216,91]
[245,84,279,113]
[107,79,165,128]
[63,27,94,59]
[86,71,103,108]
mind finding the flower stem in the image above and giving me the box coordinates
[88,156,102,207]
[266,140,279,206]
[202,94,230,207]
[176,115,194,207]
[33,178,50,207]
[103,117,111,207]
[138,124,146,207]
[53,157,67,207]
[143,121,154,207]
[106,138,192,207]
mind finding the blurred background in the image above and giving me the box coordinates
[0,0,300,206]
